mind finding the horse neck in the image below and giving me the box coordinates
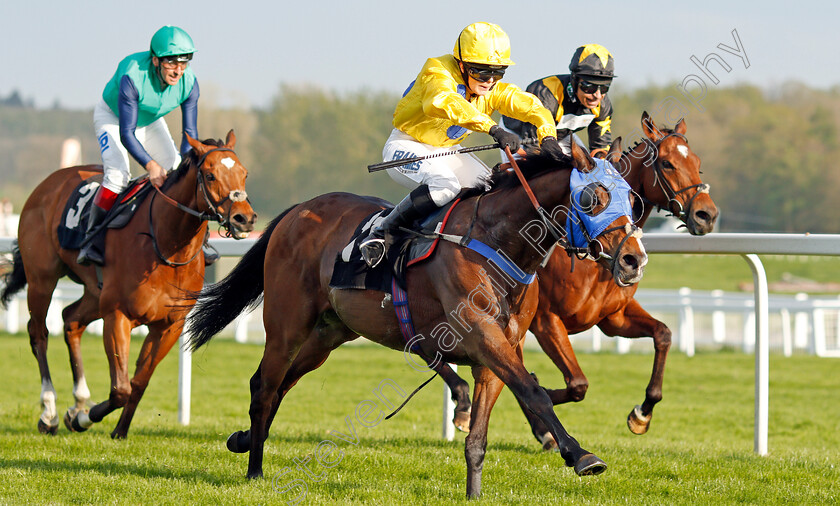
[151,165,206,252]
[478,169,571,275]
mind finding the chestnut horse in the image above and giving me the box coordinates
[440,112,720,447]
[185,141,647,498]
[0,131,257,438]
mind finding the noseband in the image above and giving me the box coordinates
[642,133,710,222]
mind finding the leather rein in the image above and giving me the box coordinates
[148,147,239,267]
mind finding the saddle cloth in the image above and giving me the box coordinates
[57,174,153,251]
[328,199,461,293]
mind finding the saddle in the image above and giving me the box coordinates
[329,199,460,293]
[57,174,154,251]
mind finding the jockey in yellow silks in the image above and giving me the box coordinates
[361,21,568,267]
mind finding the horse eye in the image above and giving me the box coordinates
[661,160,673,169]
[205,172,216,182]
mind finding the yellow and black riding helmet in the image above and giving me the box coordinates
[453,22,514,87]
[569,43,616,87]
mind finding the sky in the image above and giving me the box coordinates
[2,1,838,110]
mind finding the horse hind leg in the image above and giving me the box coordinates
[229,317,354,456]
[243,298,324,479]
[25,280,60,434]
[464,365,505,498]
[61,295,99,432]
[432,362,472,433]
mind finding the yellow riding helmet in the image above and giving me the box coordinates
[453,22,515,66]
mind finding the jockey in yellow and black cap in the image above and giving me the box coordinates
[360,21,567,268]
[501,44,616,159]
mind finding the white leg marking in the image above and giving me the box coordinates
[73,376,92,409]
[40,379,58,425]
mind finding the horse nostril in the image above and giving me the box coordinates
[621,254,639,271]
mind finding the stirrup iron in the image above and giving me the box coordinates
[360,238,385,268]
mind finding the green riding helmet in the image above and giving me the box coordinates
[150,25,196,60]
[569,44,615,85]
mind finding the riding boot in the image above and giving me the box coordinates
[360,185,439,268]
[76,205,108,266]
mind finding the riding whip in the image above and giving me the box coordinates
[367,137,537,173]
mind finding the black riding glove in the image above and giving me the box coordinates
[540,137,570,163]
[489,125,522,153]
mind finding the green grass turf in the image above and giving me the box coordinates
[0,333,837,505]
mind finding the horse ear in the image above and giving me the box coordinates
[225,130,237,149]
[571,138,594,172]
[675,118,687,135]
[186,134,208,156]
[608,136,622,164]
[641,111,664,142]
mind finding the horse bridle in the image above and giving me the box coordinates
[642,133,710,223]
[149,146,246,266]
[504,147,640,279]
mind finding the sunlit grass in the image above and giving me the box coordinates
[0,333,837,504]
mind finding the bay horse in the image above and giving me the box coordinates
[185,141,647,498]
[0,131,257,438]
[441,112,720,448]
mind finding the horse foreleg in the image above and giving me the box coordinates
[81,312,133,431]
[597,298,671,435]
[431,361,472,432]
[464,365,504,499]
[524,311,590,450]
[111,321,183,439]
[61,294,99,431]
[530,310,588,404]
[470,330,606,478]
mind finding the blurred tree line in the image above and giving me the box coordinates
[1,82,839,232]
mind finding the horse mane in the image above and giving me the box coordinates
[622,127,677,158]
[159,137,226,191]
[459,149,574,199]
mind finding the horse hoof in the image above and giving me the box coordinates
[111,430,127,440]
[227,431,251,453]
[574,453,607,476]
[38,418,59,435]
[627,405,651,435]
[453,410,471,433]
[63,410,89,433]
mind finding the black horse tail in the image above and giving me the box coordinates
[0,241,27,309]
[186,205,297,351]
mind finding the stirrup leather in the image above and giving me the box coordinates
[359,237,386,268]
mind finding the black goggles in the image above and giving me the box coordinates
[578,80,610,94]
[466,65,506,83]
[161,53,194,64]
